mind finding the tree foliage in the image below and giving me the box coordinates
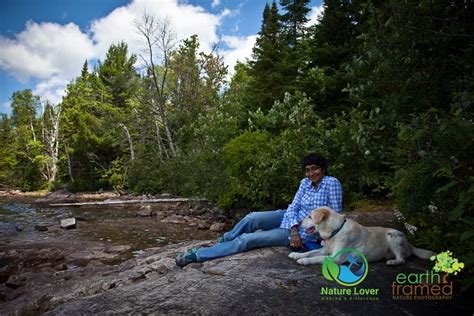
[247,1,286,112]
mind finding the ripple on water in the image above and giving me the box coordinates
[0,202,36,219]
[0,202,38,236]
[0,201,221,251]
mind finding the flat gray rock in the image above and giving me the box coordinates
[3,241,468,315]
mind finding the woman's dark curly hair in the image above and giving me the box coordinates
[301,153,329,174]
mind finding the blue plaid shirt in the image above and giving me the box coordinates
[280,176,343,244]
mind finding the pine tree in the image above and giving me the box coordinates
[81,60,89,78]
[309,0,358,70]
[0,114,16,188]
[301,0,361,115]
[279,0,311,92]
[61,63,120,191]
[280,0,310,47]
[247,1,286,112]
[348,0,473,117]
[10,90,45,190]
[11,89,38,128]
[98,42,139,108]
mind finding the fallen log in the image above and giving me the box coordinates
[49,198,207,207]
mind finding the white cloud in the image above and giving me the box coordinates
[89,5,139,61]
[91,0,221,61]
[33,75,69,105]
[221,35,257,74]
[0,21,95,82]
[0,0,248,105]
[0,21,95,106]
[219,8,233,18]
[307,5,324,26]
[212,0,221,8]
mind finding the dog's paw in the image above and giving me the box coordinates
[386,259,405,266]
[297,258,311,265]
[288,252,303,260]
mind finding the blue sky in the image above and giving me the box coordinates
[0,0,323,115]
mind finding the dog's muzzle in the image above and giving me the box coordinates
[305,226,316,235]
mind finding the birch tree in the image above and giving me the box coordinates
[119,122,135,161]
[135,13,177,158]
[40,102,62,183]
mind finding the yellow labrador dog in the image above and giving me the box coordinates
[289,206,435,266]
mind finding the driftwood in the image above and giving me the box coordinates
[50,198,207,207]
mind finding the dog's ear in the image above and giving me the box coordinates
[313,208,329,224]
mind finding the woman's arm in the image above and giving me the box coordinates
[280,180,306,229]
[328,177,343,212]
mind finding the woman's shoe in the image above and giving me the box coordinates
[175,248,198,267]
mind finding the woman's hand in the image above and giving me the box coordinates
[290,226,302,249]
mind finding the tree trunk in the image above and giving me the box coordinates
[30,122,36,142]
[154,114,166,159]
[65,143,74,182]
[50,197,207,207]
[119,123,135,161]
[40,103,61,183]
[50,106,61,183]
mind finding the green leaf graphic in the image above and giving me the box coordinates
[322,256,339,282]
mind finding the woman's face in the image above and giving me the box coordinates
[304,164,324,185]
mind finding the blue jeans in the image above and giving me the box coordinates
[196,210,289,262]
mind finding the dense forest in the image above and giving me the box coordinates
[0,1,472,288]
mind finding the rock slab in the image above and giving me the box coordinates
[1,241,469,315]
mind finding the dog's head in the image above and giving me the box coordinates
[301,206,343,238]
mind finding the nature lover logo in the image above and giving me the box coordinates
[322,247,368,286]
[320,248,379,301]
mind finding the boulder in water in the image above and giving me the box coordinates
[60,218,76,229]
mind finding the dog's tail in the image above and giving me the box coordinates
[410,245,436,259]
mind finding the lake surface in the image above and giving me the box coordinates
[0,200,220,255]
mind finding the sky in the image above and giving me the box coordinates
[0,0,324,115]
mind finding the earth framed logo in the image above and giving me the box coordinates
[391,250,463,301]
[322,247,369,286]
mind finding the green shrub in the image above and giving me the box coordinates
[100,157,128,192]
[219,130,272,209]
[127,156,164,194]
[328,107,394,200]
[394,105,474,291]
[217,93,396,210]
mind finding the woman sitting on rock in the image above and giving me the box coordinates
[175,153,343,267]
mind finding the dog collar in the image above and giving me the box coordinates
[327,219,347,239]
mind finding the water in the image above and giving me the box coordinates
[0,202,54,241]
[0,201,220,252]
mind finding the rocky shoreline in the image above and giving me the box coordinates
[0,190,232,314]
[0,191,472,314]
[1,189,232,235]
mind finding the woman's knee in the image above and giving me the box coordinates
[241,212,259,225]
[244,211,257,219]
